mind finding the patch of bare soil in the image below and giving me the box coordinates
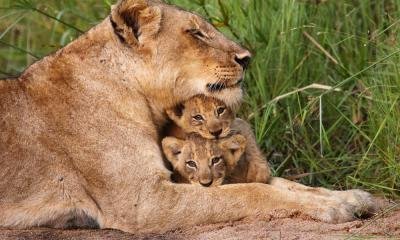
[1,198,398,240]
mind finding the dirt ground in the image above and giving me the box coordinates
[1,198,399,240]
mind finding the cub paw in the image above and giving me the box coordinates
[247,162,270,183]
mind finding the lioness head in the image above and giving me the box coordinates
[110,0,251,108]
[166,95,234,139]
[162,134,246,187]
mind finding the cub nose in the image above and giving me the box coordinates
[200,180,213,187]
[234,51,252,70]
[210,129,223,138]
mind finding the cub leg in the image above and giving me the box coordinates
[231,118,271,183]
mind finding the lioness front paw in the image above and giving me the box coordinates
[309,189,376,223]
[334,189,377,218]
[307,200,356,223]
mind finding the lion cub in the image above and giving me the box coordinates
[165,95,271,183]
[162,134,247,186]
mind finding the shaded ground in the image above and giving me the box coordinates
[1,199,399,240]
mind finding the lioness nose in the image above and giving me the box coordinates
[200,180,213,187]
[234,50,252,70]
[210,129,223,138]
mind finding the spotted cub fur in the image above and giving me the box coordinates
[162,134,246,186]
[164,95,271,183]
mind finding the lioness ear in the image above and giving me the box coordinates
[219,134,247,166]
[111,0,162,46]
[162,137,185,166]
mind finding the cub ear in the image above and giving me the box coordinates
[219,134,247,166]
[111,0,162,46]
[161,137,185,167]
[166,104,185,123]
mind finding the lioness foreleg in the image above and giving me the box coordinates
[130,180,375,233]
[269,177,376,217]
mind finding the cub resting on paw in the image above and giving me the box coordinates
[162,133,247,186]
[165,95,271,183]
[0,0,376,234]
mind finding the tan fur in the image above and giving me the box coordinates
[230,118,271,183]
[166,95,234,139]
[0,0,375,234]
[162,134,246,186]
[166,95,271,183]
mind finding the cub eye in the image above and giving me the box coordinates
[186,160,197,168]
[193,115,204,121]
[216,107,226,116]
[211,157,222,165]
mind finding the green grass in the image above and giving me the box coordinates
[1,0,399,197]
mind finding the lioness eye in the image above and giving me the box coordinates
[186,160,197,168]
[211,157,222,165]
[193,115,204,121]
[216,107,225,116]
[188,29,207,39]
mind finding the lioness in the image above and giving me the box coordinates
[0,0,375,234]
[162,133,247,186]
[165,94,270,183]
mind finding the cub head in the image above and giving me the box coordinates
[110,0,251,108]
[162,134,246,187]
[166,95,234,139]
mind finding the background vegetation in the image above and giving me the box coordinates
[0,0,399,197]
